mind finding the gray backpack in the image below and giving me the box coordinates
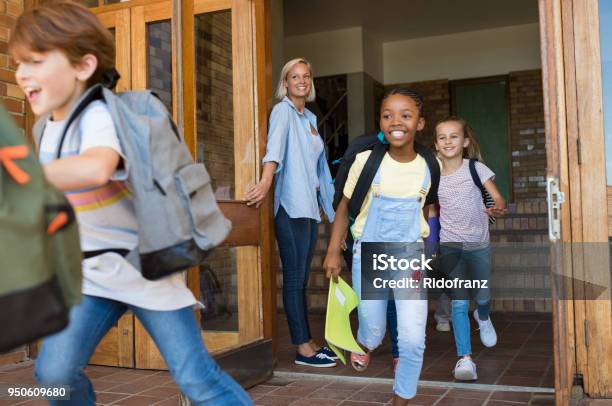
[34,83,231,280]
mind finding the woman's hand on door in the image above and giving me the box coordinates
[245,162,276,208]
[245,179,272,208]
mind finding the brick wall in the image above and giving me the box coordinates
[0,0,30,366]
[0,0,25,131]
[148,20,173,113]
[509,70,547,201]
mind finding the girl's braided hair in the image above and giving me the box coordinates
[381,87,425,117]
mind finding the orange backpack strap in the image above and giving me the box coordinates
[0,145,30,184]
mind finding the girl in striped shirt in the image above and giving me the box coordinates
[434,116,507,381]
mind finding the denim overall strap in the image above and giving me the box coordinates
[419,164,431,198]
[372,158,431,197]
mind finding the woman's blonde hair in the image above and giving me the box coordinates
[435,116,484,162]
[275,58,316,102]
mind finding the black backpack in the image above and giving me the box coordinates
[468,158,496,224]
[332,131,440,270]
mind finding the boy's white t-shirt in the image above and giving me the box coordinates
[39,101,196,311]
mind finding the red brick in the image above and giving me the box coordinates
[0,67,16,83]
[0,14,15,28]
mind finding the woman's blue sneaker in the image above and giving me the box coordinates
[295,352,337,367]
[317,346,339,360]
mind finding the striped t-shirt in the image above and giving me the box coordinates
[438,159,495,245]
[39,101,138,251]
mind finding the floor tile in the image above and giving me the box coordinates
[110,395,164,406]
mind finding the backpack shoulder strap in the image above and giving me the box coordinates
[332,132,379,209]
[347,141,387,221]
[414,142,440,205]
[468,158,484,190]
[33,114,51,149]
[54,85,104,159]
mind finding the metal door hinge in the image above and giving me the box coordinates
[547,178,565,241]
[584,320,590,347]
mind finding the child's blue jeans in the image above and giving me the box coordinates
[35,295,252,406]
[353,241,428,399]
[439,244,492,356]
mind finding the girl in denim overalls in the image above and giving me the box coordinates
[324,88,432,405]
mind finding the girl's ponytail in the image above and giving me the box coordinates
[463,121,483,162]
[436,116,484,162]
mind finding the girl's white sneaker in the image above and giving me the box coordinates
[453,356,478,381]
[473,309,498,347]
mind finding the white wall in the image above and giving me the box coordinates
[363,30,383,83]
[384,23,541,84]
[271,0,284,94]
[284,27,363,77]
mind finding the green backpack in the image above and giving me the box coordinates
[0,107,82,352]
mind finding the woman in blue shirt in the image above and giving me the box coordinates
[245,58,336,367]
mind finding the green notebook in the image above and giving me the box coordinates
[324,277,365,364]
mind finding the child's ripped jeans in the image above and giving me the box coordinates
[352,240,428,400]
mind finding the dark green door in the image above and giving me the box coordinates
[452,79,511,201]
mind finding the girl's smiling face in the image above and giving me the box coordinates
[435,121,469,159]
[284,62,312,101]
[379,94,424,149]
[14,49,95,120]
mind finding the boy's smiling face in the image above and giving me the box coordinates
[15,49,96,121]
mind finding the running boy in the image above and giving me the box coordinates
[9,3,251,405]
[324,88,431,406]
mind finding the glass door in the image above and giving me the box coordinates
[78,0,270,370]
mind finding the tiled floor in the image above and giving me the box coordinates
[275,312,555,387]
[0,362,552,406]
[249,375,550,406]
[0,311,553,406]
[0,363,181,405]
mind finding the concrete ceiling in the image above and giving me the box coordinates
[284,0,539,42]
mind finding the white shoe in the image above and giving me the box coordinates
[436,321,451,332]
[453,356,478,381]
[473,309,497,347]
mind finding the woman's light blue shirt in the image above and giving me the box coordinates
[262,97,335,223]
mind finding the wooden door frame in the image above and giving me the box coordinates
[539,0,612,402]
[23,0,275,370]
[253,0,277,356]
[135,0,272,368]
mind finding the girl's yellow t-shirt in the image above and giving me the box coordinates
[343,151,430,240]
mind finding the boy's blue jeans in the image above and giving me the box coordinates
[35,295,252,406]
[439,244,492,356]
